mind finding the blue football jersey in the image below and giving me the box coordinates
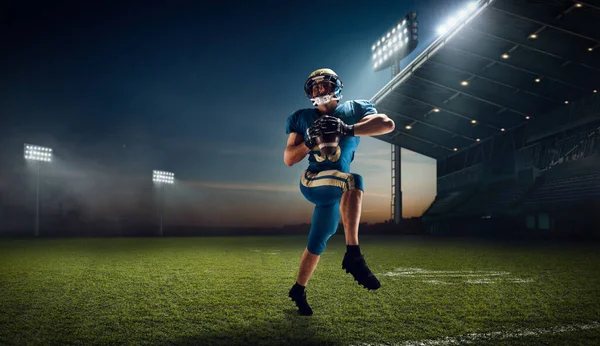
[285,100,377,173]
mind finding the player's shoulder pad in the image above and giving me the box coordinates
[351,99,378,118]
[352,99,377,112]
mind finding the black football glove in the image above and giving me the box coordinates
[316,115,355,136]
[304,124,322,150]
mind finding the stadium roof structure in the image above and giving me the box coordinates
[371,0,600,160]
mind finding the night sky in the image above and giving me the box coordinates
[0,0,470,227]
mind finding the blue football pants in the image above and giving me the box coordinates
[299,169,364,255]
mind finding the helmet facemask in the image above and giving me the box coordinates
[304,71,343,106]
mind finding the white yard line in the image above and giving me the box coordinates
[378,267,533,285]
[351,321,600,346]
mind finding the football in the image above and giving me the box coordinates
[315,132,341,155]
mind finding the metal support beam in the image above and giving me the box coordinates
[390,90,504,131]
[393,145,402,224]
[446,45,589,92]
[489,6,600,45]
[377,105,478,142]
[411,74,531,118]
[577,1,600,12]
[464,27,600,72]
[427,60,557,103]
[392,128,457,152]
[375,131,445,159]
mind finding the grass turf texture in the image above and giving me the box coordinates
[1,236,599,345]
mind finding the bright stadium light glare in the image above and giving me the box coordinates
[371,11,418,72]
[153,170,175,184]
[447,16,458,27]
[24,144,53,162]
[372,45,376,51]
[437,1,480,36]
[437,25,448,35]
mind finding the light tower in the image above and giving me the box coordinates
[24,144,53,236]
[371,11,419,225]
[152,170,174,236]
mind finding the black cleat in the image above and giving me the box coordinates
[288,285,313,316]
[342,254,381,290]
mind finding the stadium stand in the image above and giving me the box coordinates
[369,0,600,237]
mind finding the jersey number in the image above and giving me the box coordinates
[313,146,341,163]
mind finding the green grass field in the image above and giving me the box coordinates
[1,235,599,345]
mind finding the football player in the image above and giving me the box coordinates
[284,68,395,315]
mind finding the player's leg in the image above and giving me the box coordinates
[295,248,320,287]
[289,172,343,315]
[289,202,340,316]
[289,248,318,316]
[340,173,381,290]
[340,188,361,245]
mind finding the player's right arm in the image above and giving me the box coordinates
[284,132,311,166]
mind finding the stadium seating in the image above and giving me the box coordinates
[522,172,600,208]
[482,185,529,214]
[423,190,473,216]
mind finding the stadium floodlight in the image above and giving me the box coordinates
[371,11,418,72]
[153,170,174,184]
[24,144,53,237]
[436,1,481,36]
[153,170,174,236]
[24,144,53,162]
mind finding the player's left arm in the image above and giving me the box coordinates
[352,113,395,137]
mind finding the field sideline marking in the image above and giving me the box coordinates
[351,321,600,346]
